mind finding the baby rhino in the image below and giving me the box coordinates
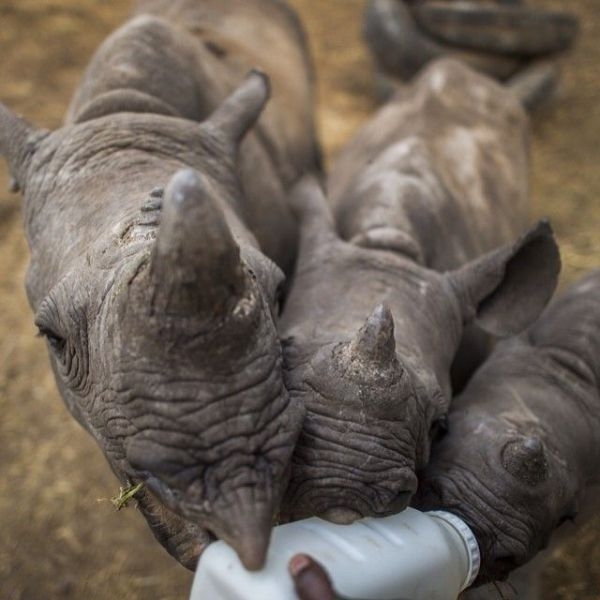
[0,0,319,570]
[417,270,600,584]
[280,59,560,524]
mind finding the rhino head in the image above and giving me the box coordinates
[417,272,600,582]
[280,177,560,524]
[418,410,579,583]
[0,72,303,570]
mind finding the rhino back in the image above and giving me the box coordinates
[131,0,318,185]
[329,59,529,271]
[66,2,320,272]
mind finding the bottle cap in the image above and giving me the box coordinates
[427,511,481,590]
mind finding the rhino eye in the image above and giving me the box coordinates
[36,307,90,393]
[38,326,66,354]
[41,326,89,393]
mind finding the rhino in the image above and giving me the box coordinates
[363,0,579,110]
[0,0,319,571]
[417,269,600,584]
[280,59,560,524]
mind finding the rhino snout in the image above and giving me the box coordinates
[285,461,419,523]
[125,436,278,570]
[317,507,363,525]
[316,488,414,524]
[187,485,275,571]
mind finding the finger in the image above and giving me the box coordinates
[413,2,579,57]
[289,554,337,600]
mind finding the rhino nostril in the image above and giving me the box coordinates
[318,507,363,524]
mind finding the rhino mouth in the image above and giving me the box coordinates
[123,475,215,571]
[129,472,275,571]
[312,500,412,525]
[282,467,418,524]
[313,490,416,524]
[127,463,279,571]
[415,467,539,582]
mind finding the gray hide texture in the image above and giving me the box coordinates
[0,0,320,571]
[416,270,600,584]
[280,59,560,524]
[363,0,578,90]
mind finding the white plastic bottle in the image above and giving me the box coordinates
[190,508,480,600]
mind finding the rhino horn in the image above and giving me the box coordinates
[349,304,397,366]
[151,168,246,317]
[501,435,549,485]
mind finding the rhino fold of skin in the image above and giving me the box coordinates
[280,59,561,524]
[417,270,600,584]
[0,0,321,571]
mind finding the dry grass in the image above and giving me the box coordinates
[0,0,598,598]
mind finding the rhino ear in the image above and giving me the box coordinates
[447,220,561,336]
[0,103,44,191]
[289,175,338,250]
[205,70,270,151]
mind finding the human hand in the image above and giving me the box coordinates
[289,554,338,600]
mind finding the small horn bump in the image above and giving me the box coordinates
[501,436,549,485]
[350,304,396,365]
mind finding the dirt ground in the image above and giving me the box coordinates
[0,1,598,598]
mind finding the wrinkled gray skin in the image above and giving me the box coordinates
[0,0,320,571]
[364,0,579,111]
[329,59,529,268]
[416,270,600,584]
[280,59,561,524]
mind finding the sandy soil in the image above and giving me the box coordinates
[0,1,598,598]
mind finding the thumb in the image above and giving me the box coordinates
[289,554,338,600]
